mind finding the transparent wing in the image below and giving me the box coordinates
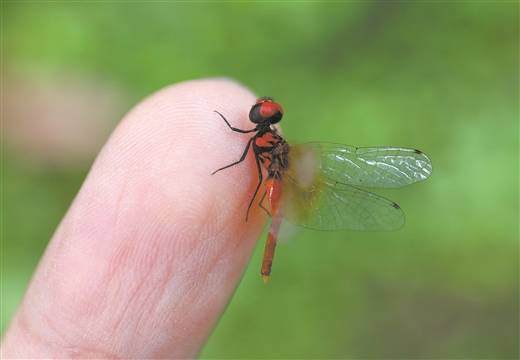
[293,142,432,188]
[282,175,405,231]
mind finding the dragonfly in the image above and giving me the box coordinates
[212,97,432,282]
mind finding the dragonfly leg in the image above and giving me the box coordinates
[245,153,263,221]
[258,191,271,217]
[214,111,257,133]
[211,137,254,175]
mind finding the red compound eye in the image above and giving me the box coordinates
[249,97,284,124]
[260,101,283,118]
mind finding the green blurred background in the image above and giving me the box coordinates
[2,2,518,358]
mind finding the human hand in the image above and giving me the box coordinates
[1,79,266,358]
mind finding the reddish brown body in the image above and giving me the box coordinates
[212,97,288,282]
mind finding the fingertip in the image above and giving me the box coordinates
[3,78,267,358]
[98,77,264,229]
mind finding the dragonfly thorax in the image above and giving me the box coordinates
[267,139,289,180]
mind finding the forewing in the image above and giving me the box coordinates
[292,143,432,188]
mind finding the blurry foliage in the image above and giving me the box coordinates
[2,2,518,358]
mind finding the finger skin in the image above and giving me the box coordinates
[1,79,265,358]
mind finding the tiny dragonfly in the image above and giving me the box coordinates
[212,97,432,282]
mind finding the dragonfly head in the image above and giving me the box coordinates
[249,97,284,125]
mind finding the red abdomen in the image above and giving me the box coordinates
[265,178,283,215]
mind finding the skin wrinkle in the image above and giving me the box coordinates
[107,252,155,336]
[102,174,138,325]
[153,224,236,318]
[156,257,231,357]
[130,273,173,349]
[139,262,213,356]
[153,217,259,358]
[39,309,84,353]
[103,200,205,354]
[30,252,103,351]
[14,308,49,355]
[17,300,115,359]
[111,143,225,352]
